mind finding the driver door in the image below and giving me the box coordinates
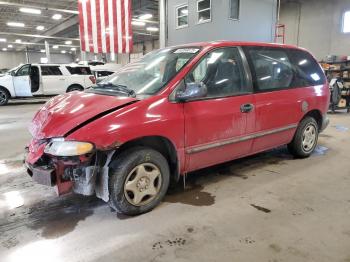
[183,47,255,172]
[13,64,32,97]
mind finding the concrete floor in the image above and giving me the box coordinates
[0,99,350,262]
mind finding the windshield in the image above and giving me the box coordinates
[91,47,200,96]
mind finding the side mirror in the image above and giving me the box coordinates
[11,71,15,76]
[175,82,207,102]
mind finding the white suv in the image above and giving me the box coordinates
[0,63,96,105]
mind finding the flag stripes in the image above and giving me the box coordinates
[78,0,133,54]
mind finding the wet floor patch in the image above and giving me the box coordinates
[250,204,271,213]
[333,124,349,132]
[0,195,103,240]
[165,177,215,207]
[312,145,329,156]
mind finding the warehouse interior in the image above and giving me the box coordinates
[0,0,350,261]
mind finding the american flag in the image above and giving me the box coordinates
[78,0,133,54]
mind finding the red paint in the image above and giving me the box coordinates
[25,41,330,195]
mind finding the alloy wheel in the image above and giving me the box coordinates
[0,90,7,105]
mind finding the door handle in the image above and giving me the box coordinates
[240,103,254,113]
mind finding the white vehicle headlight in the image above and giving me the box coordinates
[44,140,94,156]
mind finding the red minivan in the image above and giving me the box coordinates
[25,42,330,215]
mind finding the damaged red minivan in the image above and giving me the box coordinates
[25,42,329,215]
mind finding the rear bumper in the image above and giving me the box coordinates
[320,114,330,132]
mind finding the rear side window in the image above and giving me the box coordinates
[287,49,325,86]
[247,48,294,91]
[66,66,92,75]
[41,66,62,76]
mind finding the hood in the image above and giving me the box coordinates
[29,91,138,139]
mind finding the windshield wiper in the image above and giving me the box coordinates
[96,82,136,97]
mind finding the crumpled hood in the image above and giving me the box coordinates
[29,91,138,139]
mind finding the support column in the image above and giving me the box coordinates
[159,0,166,48]
[44,41,51,63]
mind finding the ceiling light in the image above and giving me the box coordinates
[53,45,59,49]
[181,9,188,15]
[61,50,66,54]
[52,14,62,20]
[2,48,7,51]
[40,49,46,53]
[36,25,45,31]
[0,38,6,42]
[139,14,153,20]
[8,44,13,48]
[131,20,146,26]
[146,27,159,32]
[65,40,72,45]
[15,39,22,43]
[19,7,41,15]
[70,47,76,51]
[7,22,25,27]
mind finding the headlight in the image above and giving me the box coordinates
[44,140,94,156]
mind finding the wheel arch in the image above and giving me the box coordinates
[112,136,180,186]
[302,109,323,131]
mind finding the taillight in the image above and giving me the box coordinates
[89,75,96,84]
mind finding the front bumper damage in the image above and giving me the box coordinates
[25,142,113,202]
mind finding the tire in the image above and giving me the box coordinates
[67,85,84,92]
[288,116,319,158]
[0,87,9,106]
[108,146,170,216]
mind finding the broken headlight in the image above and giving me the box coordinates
[44,139,94,157]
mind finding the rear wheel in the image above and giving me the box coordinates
[288,117,319,158]
[108,147,170,215]
[67,85,84,92]
[0,87,9,106]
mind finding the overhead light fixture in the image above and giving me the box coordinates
[131,20,146,26]
[70,47,76,51]
[65,40,72,45]
[40,49,46,53]
[52,14,62,20]
[61,50,66,54]
[0,38,6,42]
[181,9,188,15]
[8,44,13,48]
[53,45,59,49]
[7,22,25,27]
[146,27,159,32]
[139,14,153,20]
[2,48,7,51]
[36,25,45,31]
[15,39,22,43]
[19,7,41,15]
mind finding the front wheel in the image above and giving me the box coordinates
[288,117,319,158]
[108,147,170,216]
[0,87,9,106]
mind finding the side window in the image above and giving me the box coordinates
[66,66,92,75]
[185,47,250,98]
[248,48,294,91]
[16,65,30,76]
[41,66,62,76]
[288,49,326,86]
[197,0,211,23]
[176,4,188,29]
[229,0,240,20]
